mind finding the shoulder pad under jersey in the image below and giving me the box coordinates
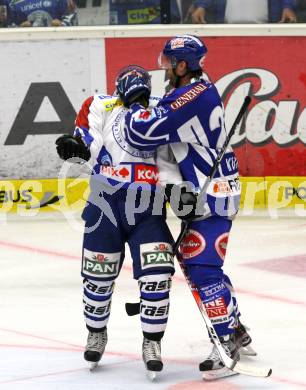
[149,95,161,107]
[95,94,124,113]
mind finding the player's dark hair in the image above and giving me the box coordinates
[189,69,202,79]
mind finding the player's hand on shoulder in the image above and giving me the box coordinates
[55,134,91,161]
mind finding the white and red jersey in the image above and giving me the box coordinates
[74,94,182,188]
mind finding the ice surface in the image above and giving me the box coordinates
[0,216,305,389]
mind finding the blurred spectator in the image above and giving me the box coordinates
[181,0,193,22]
[190,0,297,24]
[75,0,108,25]
[2,0,77,27]
[109,0,181,24]
[296,0,306,21]
[0,0,8,26]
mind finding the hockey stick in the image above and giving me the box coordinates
[126,96,251,317]
[181,269,272,377]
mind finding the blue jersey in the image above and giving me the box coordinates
[125,80,241,218]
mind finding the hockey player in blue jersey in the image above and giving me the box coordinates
[120,35,255,376]
[55,65,178,379]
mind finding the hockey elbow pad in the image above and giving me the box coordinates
[55,134,91,161]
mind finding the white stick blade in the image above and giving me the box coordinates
[234,361,272,377]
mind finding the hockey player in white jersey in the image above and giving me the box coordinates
[120,36,256,379]
[55,65,178,380]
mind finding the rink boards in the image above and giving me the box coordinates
[0,177,305,215]
[0,26,305,217]
[0,25,305,180]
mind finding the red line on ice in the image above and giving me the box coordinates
[1,342,306,389]
[0,240,80,261]
[0,239,305,308]
[0,328,197,366]
[0,367,88,384]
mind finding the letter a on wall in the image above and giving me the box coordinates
[5,82,77,145]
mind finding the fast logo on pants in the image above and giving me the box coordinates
[179,229,206,259]
[139,274,172,293]
[140,303,169,317]
[140,242,174,271]
[140,297,170,333]
[82,249,121,278]
[140,298,169,319]
[83,298,111,317]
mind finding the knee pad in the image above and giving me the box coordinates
[184,265,229,304]
[83,279,115,329]
[184,264,224,289]
[138,273,172,334]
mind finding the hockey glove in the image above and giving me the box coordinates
[116,74,150,108]
[165,184,201,221]
[55,134,91,161]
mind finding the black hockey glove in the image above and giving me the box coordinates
[165,184,201,221]
[116,73,150,108]
[55,134,91,161]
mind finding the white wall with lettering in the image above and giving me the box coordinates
[0,38,106,179]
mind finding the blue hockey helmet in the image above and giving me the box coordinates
[159,35,207,72]
[115,65,151,95]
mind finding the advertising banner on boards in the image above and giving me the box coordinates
[1,35,305,180]
[105,36,306,177]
